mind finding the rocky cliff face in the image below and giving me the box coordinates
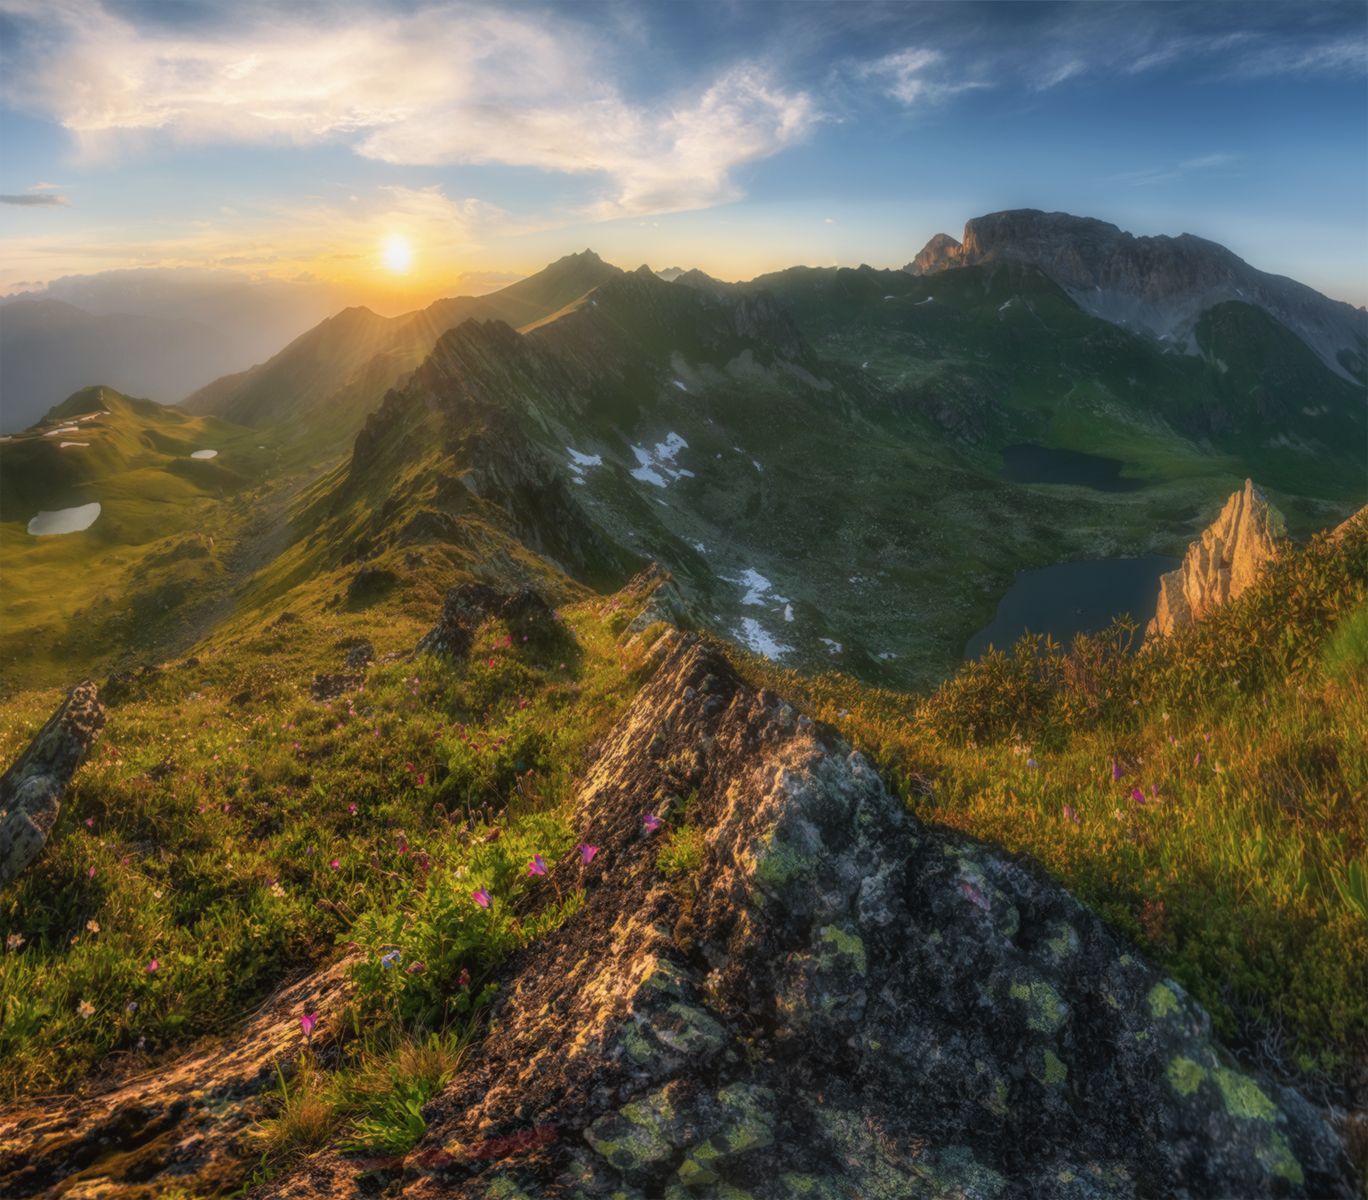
[265,635,1349,1199]
[1149,479,1285,637]
[906,210,1368,381]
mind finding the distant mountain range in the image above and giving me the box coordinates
[0,269,349,433]
[5,210,1364,685]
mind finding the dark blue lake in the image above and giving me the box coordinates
[1001,443,1145,492]
[965,555,1179,659]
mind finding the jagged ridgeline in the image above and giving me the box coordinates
[0,215,1365,1196]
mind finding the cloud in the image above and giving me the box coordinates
[0,193,68,205]
[0,0,817,219]
[1108,153,1243,188]
[857,48,989,106]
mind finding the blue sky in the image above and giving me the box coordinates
[1,0,1365,311]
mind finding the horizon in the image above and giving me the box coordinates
[2,0,1367,314]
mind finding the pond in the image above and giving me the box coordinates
[27,502,102,537]
[964,554,1178,659]
[1001,443,1144,492]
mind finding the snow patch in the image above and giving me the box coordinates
[998,298,1015,313]
[916,296,934,306]
[752,459,763,473]
[820,638,843,655]
[59,441,89,449]
[629,432,693,488]
[190,449,219,460]
[566,446,603,485]
[734,617,792,662]
[878,651,898,661]
[44,426,80,437]
[672,379,689,392]
[783,603,794,623]
[727,568,772,606]
[693,541,707,554]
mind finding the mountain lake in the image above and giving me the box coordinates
[965,554,1179,658]
[1001,443,1145,491]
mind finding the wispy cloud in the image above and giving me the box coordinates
[856,48,989,106]
[1108,153,1243,188]
[0,0,816,220]
[0,193,68,206]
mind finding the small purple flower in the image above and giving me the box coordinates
[1130,788,1147,805]
[527,854,548,878]
[380,949,401,969]
[578,843,600,866]
[329,858,341,870]
[145,958,159,974]
[1026,758,1038,770]
[643,813,662,834]
[300,1011,318,1037]
[1111,759,1124,782]
[472,887,492,909]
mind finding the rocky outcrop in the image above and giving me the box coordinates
[416,582,562,660]
[1149,480,1285,637]
[0,680,104,889]
[906,210,1368,380]
[0,959,352,1197]
[268,637,1351,1199]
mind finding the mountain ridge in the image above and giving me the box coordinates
[906,209,1368,382]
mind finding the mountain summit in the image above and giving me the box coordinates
[906,209,1368,380]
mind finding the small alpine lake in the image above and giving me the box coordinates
[965,554,1178,659]
[1001,443,1145,492]
[27,502,102,537]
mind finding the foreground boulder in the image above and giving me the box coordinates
[271,637,1351,1199]
[1148,478,1285,637]
[0,680,104,889]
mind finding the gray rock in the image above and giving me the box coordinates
[0,680,104,889]
[383,638,1352,1199]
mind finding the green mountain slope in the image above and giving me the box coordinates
[182,251,624,445]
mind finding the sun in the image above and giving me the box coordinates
[381,233,413,274]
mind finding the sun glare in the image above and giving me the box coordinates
[382,234,413,273]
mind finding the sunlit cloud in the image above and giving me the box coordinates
[0,0,817,220]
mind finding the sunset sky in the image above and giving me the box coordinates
[1,0,1365,312]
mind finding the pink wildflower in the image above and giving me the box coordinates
[527,854,548,877]
[472,887,492,909]
[578,843,600,865]
[300,1011,318,1037]
[643,813,662,833]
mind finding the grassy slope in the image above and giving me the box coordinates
[0,547,665,1101]
[0,388,289,691]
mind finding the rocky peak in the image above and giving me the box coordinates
[904,210,1367,380]
[1148,479,1286,637]
[904,230,964,275]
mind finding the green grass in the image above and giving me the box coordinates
[738,523,1368,1078]
[0,576,662,1098]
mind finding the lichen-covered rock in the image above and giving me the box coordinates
[0,680,104,889]
[1149,479,1285,636]
[267,636,1350,1199]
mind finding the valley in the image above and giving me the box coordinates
[0,213,1365,1197]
